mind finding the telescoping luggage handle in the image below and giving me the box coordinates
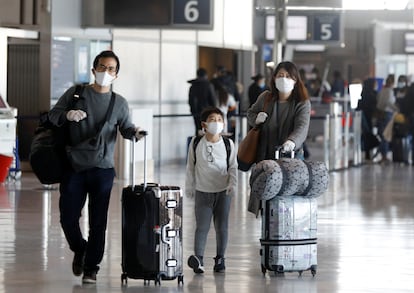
[275,146,295,160]
[130,130,148,189]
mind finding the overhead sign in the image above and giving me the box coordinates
[103,0,213,29]
[173,0,213,29]
[312,13,341,42]
[265,11,343,44]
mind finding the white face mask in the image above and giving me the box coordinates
[95,71,115,87]
[275,77,295,93]
[206,122,224,135]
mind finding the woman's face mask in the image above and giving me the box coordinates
[275,77,295,93]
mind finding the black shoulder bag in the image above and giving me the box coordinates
[29,85,85,184]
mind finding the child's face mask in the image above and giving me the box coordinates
[206,122,224,135]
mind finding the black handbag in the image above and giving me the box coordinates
[29,85,84,184]
[29,115,70,184]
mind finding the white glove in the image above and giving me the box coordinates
[186,191,195,198]
[66,110,87,122]
[227,187,235,197]
[282,140,295,153]
[135,127,147,141]
[255,112,268,125]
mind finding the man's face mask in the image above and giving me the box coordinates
[95,71,115,87]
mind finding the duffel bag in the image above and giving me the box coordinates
[249,158,329,200]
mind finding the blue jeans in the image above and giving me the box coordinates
[59,167,115,271]
[378,111,394,158]
[194,190,231,257]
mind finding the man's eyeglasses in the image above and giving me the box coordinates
[206,145,214,162]
[96,64,117,74]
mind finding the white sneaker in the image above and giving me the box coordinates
[188,255,205,274]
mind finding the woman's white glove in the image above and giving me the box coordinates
[255,112,268,125]
[135,127,147,141]
[282,140,295,153]
[66,110,87,122]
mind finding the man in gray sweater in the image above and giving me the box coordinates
[48,50,145,284]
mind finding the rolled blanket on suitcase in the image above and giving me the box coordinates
[250,159,329,200]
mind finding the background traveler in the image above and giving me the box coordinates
[188,68,217,135]
[376,74,398,163]
[248,73,267,107]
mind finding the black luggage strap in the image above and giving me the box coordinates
[89,92,116,144]
[260,238,318,246]
[301,161,314,196]
[275,160,288,197]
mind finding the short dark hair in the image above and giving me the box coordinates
[200,107,224,122]
[197,68,207,78]
[93,50,120,74]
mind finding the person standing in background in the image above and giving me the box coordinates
[248,73,267,107]
[358,78,379,160]
[394,74,408,107]
[330,70,346,97]
[216,84,237,133]
[188,68,217,136]
[376,74,398,163]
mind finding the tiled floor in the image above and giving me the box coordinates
[0,160,413,293]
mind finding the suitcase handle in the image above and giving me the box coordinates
[130,131,148,188]
[161,222,173,246]
[275,146,295,160]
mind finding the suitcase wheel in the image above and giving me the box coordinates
[261,264,266,276]
[311,265,317,277]
[274,265,284,275]
[178,275,184,285]
[121,273,128,286]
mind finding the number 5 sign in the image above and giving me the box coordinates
[313,13,341,42]
[173,0,213,28]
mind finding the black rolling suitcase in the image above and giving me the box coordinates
[392,136,410,163]
[121,133,184,286]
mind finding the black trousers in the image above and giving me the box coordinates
[59,167,115,271]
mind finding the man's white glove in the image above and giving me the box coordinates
[255,112,268,125]
[135,127,147,141]
[66,110,87,122]
[186,191,195,198]
[282,140,295,153]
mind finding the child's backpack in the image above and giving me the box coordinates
[192,135,231,170]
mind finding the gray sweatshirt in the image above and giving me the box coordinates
[246,90,311,161]
[48,85,136,172]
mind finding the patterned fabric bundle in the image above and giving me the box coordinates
[250,159,329,200]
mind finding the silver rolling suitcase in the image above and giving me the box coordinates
[259,149,318,276]
[260,196,318,276]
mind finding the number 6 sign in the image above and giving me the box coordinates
[173,0,212,28]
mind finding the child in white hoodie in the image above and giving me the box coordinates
[185,107,237,274]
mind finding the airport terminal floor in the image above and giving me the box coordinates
[1,151,414,293]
